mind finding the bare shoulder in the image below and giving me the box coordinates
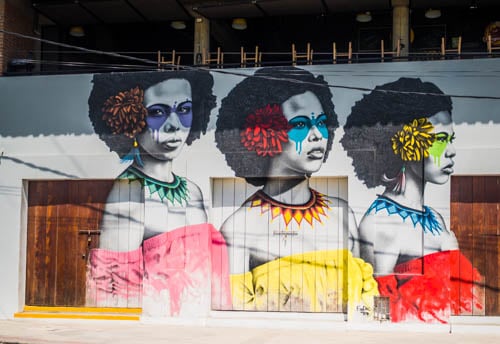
[220,204,249,238]
[219,208,248,256]
[323,195,356,227]
[426,205,452,233]
[358,209,402,239]
[425,206,458,249]
[183,177,204,201]
[358,212,377,237]
[99,178,144,250]
[358,211,379,228]
[324,195,349,209]
[106,178,143,203]
[220,199,271,242]
[183,177,207,223]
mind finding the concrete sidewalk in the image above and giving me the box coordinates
[1,316,500,344]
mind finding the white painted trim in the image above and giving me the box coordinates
[17,180,29,313]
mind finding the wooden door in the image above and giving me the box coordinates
[26,180,114,307]
[451,176,500,316]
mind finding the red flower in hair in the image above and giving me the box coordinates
[240,104,291,157]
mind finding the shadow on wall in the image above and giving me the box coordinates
[1,62,500,139]
[1,155,79,178]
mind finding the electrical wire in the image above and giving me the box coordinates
[1,28,500,100]
[15,58,160,71]
[0,29,158,66]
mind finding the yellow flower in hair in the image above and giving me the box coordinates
[391,118,435,161]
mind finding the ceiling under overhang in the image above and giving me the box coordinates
[32,0,498,26]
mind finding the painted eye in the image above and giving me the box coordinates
[147,105,170,117]
[449,133,456,143]
[177,103,192,115]
[150,109,163,116]
[316,114,327,127]
[289,116,310,130]
[293,121,306,129]
[316,119,326,127]
[436,134,448,142]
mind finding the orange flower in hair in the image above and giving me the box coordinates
[391,117,436,161]
[240,104,292,157]
[102,86,147,138]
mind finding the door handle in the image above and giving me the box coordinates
[78,230,101,235]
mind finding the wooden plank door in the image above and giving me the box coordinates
[211,177,348,312]
[451,176,500,316]
[26,180,114,307]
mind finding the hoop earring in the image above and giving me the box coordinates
[382,165,406,194]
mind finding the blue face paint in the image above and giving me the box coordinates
[146,101,193,141]
[287,113,328,154]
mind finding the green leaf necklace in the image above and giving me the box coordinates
[119,166,189,205]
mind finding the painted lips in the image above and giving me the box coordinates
[307,148,325,160]
[441,163,454,174]
[161,138,183,150]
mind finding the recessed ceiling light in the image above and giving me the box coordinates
[232,18,247,30]
[171,21,186,30]
[425,8,441,19]
[69,26,85,37]
[356,12,372,23]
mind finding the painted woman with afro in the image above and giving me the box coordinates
[87,70,230,316]
[215,67,378,315]
[341,77,483,323]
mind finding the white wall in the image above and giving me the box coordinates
[0,58,499,318]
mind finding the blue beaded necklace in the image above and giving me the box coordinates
[366,195,443,235]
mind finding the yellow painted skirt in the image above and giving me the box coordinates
[230,249,378,313]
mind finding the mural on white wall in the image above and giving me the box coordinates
[4,60,494,322]
[341,77,484,323]
[85,71,231,316]
[81,68,486,322]
[214,67,378,314]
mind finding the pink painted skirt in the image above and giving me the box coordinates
[86,223,231,316]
